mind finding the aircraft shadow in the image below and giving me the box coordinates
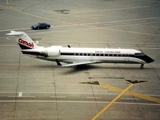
[60,65,96,74]
[34,64,152,74]
[62,64,152,74]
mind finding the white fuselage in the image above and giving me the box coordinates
[6,31,154,68]
[24,46,147,64]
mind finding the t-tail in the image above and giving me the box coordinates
[6,31,38,49]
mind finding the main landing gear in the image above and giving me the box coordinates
[140,64,144,69]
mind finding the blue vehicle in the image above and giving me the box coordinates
[31,23,50,29]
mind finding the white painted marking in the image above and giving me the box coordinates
[0,45,17,47]
[8,96,16,97]
[21,96,35,98]
[1,92,160,97]
[8,96,35,98]
[86,97,101,99]
[50,96,66,98]
[19,92,22,97]
[0,100,160,106]
[0,28,29,32]
[121,98,139,100]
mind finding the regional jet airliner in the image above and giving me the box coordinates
[6,31,154,69]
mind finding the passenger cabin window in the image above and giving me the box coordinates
[135,53,145,56]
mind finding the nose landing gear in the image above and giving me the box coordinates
[140,64,144,69]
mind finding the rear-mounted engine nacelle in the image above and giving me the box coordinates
[42,48,60,57]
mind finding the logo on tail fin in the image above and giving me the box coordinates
[18,39,34,49]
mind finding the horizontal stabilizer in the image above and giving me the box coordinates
[6,31,23,36]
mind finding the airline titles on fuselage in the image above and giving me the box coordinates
[95,51,121,54]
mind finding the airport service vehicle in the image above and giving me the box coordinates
[31,23,50,29]
[6,31,154,69]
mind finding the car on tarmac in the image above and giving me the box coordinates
[31,23,50,29]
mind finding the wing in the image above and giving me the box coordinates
[56,60,98,67]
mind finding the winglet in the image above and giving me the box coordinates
[56,59,62,66]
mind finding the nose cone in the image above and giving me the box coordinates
[146,56,154,63]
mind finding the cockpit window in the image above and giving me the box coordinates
[135,53,145,56]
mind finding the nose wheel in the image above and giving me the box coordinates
[140,64,144,69]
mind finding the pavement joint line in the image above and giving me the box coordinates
[9,6,73,25]
[100,84,160,104]
[71,5,160,14]
[8,5,160,37]
[92,84,134,120]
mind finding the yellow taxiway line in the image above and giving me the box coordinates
[7,4,160,37]
[6,0,8,5]
[92,84,134,120]
[100,83,160,104]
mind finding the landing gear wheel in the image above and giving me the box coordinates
[140,64,144,69]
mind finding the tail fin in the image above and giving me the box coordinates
[6,31,38,49]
